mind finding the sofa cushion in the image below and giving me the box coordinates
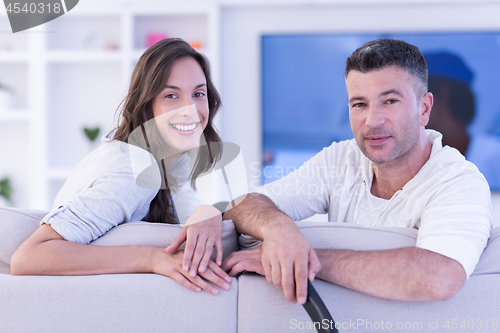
[0,207,238,274]
[238,272,500,333]
[0,273,238,333]
[237,221,500,333]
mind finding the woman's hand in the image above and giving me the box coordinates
[152,249,231,294]
[165,204,224,278]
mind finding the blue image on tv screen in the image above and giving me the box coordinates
[262,32,500,191]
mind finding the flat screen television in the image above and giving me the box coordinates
[262,32,500,191]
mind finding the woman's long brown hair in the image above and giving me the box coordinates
[113,38,222,223]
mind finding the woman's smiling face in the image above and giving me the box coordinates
[152,56,209,156]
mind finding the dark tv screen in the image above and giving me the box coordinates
[262,32,500,191]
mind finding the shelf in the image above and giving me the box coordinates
[46,14,121,52]
[0,6,219,210]
[0,110,31,121]
[0,52,29,62]
[133,14,209,50]
[0,63,29,109]
[46,51,123,62]
[0,17,28,52]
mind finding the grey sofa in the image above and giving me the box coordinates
[1,207,499,333]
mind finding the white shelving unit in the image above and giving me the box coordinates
[0,4,221,210]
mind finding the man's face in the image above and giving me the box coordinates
[346,66,431,165]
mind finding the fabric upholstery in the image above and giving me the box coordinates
[237,221,500,332]
[0,207,239,333]
[0,207,238,274]
[0,207,45,274]
[0,273,238,333]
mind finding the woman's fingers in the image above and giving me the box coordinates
[165,227,187,254]
[198,238,214,274]
[182,232,198,273]
[188,272,220,295]
[215,239,223,266]
[188,235,208,277]
[171,271,202,293]
[200,261,231,291]
[209,260,232,283]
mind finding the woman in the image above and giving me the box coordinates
[11,39,231,295]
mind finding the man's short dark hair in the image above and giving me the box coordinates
[345,39,428,96]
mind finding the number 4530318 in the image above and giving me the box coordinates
[6,2,62,14]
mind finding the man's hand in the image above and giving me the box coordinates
[222,247,265,277]
[222,223,321,305]
[260,222,321,304]
[224,193,321,305]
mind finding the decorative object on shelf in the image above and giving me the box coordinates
[106,43,119,51]
[83,126,101,151]
[0,177,13,207]
[83,32,107,50]
[147,33,168,47]
[0,42,14,52]
[189,40,203,50]
[0,83,15,110]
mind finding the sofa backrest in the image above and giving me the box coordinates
[240,221,500,276]
[0,207,238,274]
[472,225,500,275]
[2,206,499,276]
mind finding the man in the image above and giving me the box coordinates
[222,39,492,305]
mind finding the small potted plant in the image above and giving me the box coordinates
[83,126,101,151]
[0,177,13,207]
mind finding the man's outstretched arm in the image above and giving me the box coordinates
[224,193,321,304]
[315,247,466,301]
[223,245,466,301]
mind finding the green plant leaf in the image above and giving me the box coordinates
[83,127,101,142]
[0,177,12,202]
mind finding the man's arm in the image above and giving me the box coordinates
[222,245,466,301]
[315,247,466,301]
[224,193,321,304]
